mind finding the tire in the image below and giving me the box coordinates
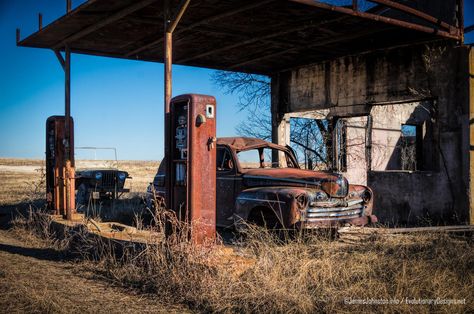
[76,183,90,212]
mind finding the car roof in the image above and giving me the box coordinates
[217,137,287,152]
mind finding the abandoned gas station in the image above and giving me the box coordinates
[16,0,474,239]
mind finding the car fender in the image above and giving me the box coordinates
[234,186,310,228]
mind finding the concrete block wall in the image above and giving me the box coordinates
[272,42,470,225]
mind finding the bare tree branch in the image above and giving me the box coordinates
[210,71,270,112]
[211,70,331,169]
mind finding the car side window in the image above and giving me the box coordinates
[217,147,234,172]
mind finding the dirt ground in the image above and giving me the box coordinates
[0,158,183,314]
[0,224,184,313]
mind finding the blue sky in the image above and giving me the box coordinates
[0,1,473,160]
[0,0,248,160]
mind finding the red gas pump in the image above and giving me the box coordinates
[46,116,75,217]
[167,94,217,244]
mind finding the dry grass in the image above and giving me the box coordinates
[1,158,473,313]
[0,158,44,167]
[69,213,473,314]
[0,159,45,206]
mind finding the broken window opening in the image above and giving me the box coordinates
[369,101,434,173]
[400,124,423,171]
[289,117,332,170]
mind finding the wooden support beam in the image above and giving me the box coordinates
[67,0,72,13]
[125,0,276,57]
[290,0,461,40]
[177,16,348,64]
[53,0,157,49]
[38,13,43,31]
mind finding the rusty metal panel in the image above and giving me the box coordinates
[17,0,464,75]
[169,94,216,244]
[45,116,75,217]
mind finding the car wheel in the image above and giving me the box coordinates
[247,207,282,229]
[76,183,90,211]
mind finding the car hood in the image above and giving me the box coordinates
[77,169,118,172]
[76,169,127,177]
[242,168,348,197]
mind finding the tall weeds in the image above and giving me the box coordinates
[11,207,473,313]
[74,216,473,313]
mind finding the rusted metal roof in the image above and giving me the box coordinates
[18,0,463,74]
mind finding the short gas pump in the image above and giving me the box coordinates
[45,116,75,217]
[167,94,217,244]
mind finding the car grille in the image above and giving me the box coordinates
[100,171,117,188]
[302,199,364,221]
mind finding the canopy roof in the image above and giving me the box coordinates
[18,0,462,74]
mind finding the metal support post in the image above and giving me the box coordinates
[458,0,464,42]
[164,0,172,209]
[64,46,72,220]
[469,48,474,225]
[164,0,191,209]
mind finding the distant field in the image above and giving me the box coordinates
[0,158,160,206]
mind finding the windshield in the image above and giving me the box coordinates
[237,148,296,169]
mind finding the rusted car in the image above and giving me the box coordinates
[76,169,130,204]
[147,137,377,229]
[75,147,131,208]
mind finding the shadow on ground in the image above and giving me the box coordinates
[0,243,65,262]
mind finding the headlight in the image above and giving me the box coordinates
[315,191,328,201]
[360,189,372,202]
[118,172,126,181]
[321,174,348,198]
[95,172,102,180]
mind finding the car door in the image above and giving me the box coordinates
[216,146,237,227]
